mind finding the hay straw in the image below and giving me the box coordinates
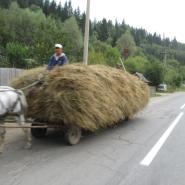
[12,64,149,131]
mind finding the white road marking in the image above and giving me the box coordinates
[180,103,185,110]
[140,112,184,167]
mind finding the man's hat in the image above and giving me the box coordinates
[55,44,63,49]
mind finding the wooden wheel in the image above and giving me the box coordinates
[31,123,47,138]
[65,126,81,145]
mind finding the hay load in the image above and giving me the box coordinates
[12,64,149,132]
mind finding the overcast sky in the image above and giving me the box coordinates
[57,0,185,43]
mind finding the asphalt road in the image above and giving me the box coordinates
[1,92,185,185]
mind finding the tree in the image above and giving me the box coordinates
[0,0,185,88]
[79,12,86,34]
[0,2,46,46]
[43,0,50,16]
[131,28,145,46]
[28,0,43,7]
[116,30,137,57]
[124,56,149,74]
[0,0,11,8]
[145,61,165,86]
[61,17,83,58]
[179,66,185,80]
[6,42,28,68]
[171,37,178,49]
[105,46,120,66]
[167,59,180,69]
[17,0,29,8]
[96,19,109,42]
[152,32,162,45]
[89,40,120,66]
[174,75,182,87]
[48,0,57,17]
[60,1,73,21]
[164,66,182,87]
[89,50,107,65]
[73,6,81,23]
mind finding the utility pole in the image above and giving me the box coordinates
[162,33,167,67]
[161,47,167,84]
[83,0,90,65]
[163,50,167,66]
[161,49,167,67]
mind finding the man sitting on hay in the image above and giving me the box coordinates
[48,44,68,70]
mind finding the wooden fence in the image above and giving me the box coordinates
[0,68,24,86]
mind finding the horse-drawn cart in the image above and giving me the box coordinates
[0,64,149,154]
[1,119,82,146]
[0,84,83,154]
[31,121,82,145]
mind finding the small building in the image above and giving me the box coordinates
[135,72,150,83]
[135,72,156,97]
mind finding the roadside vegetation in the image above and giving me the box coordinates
[0,0,185,88]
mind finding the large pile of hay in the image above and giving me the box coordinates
[12,64,149,132]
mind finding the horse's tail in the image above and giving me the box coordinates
[16,90,28,112]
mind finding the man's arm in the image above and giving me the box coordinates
[63,55,68,65]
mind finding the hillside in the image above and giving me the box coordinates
[0,0,185,86]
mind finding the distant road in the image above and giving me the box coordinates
[0,92,185,185]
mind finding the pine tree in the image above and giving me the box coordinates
[96,19,109,42]
[43,0,50,16]
[17,0,29,8]
[49,0,57,16]
[0,0,11,8]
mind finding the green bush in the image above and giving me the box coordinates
[0,55,9,67]
[89,50,107,65]
[90,40,120,66]
[6,42,28,68]
[164,66,183,87]
[124,56,149,74]
[145,61,165,86]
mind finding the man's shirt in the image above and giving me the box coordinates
[48,53,68,70]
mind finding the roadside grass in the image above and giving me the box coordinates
[152,93,162,97]
[166,86,185,92]
[151,85,185,99]
[155,93,162,97]
[176,86,185,92]
[157,86,185,93]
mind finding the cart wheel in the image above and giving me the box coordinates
[65,126,81,145]
[31,123,47,139]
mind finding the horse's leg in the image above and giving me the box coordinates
[18,114,32,149]
[0,118,6,154]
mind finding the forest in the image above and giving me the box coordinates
[0,0,185,87]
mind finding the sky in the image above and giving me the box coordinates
[57,0,185,43]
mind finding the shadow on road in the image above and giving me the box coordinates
[0,116,146,162]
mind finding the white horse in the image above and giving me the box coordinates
[0,86,32,153]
